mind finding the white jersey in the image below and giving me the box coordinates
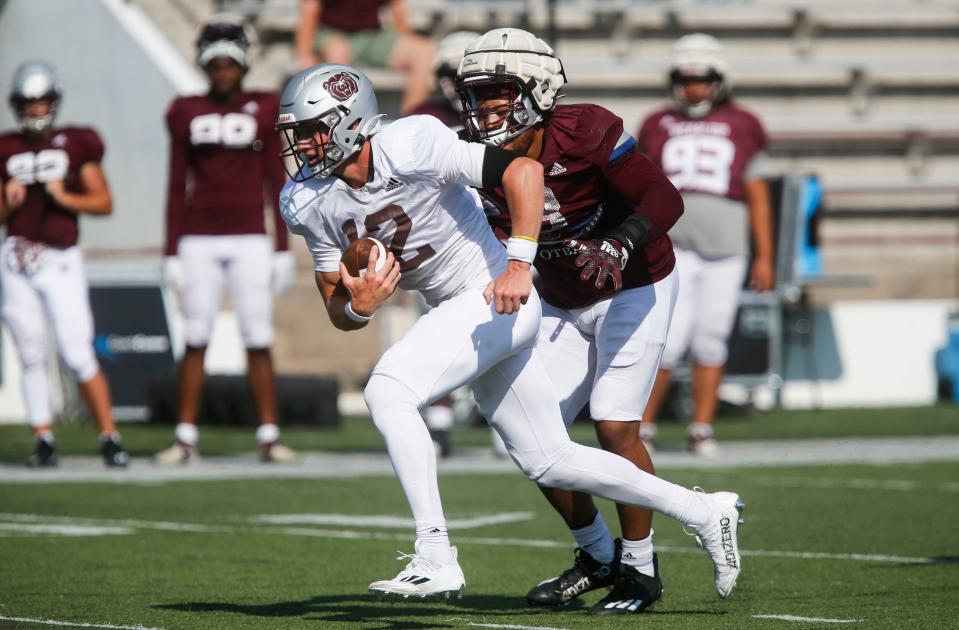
[280,116,507,306]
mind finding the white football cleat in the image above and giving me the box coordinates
[689,489,745,598]
[153,441,198,465]
[368,541,465,600]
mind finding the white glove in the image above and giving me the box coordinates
[271,251,295,295]
[163,256,183,292]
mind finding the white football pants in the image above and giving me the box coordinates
[364,286,712,536]
[177,234,274,349]
[661,248,747,369]
[536,269,678,423]
[0,239,100,426]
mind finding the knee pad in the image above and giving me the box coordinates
[60,340,99,382]
[364,374,422,429]
[691,327,730,366]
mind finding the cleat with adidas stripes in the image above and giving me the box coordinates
[526,540,619,607]
[368,541,465,600]
[589,553,663,616]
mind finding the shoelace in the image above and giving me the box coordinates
[393,550,442,576]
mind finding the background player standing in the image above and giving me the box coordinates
[458,28,685,614]
[0,61,129,468]
[156,16,296,464]
[638,34,776,456]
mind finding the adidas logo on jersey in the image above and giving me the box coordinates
[386,177,404,191]
[548,162,567,176]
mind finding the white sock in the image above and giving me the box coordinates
[415,520,453,563]
[571,511,615,565]
[175,422,198,446]
[256,423,280,445]
[35,430,55,445]
[621,531,656,577]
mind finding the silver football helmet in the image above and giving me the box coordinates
[456,28,566,146]
[9,60,62,134]
[668,33,730,119]
[276,64,385,181]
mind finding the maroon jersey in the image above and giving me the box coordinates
[479,104,683,310]
[0,127,104,248]
[636,101,767,201]
[164,91,288,256]
[321,0,390,32]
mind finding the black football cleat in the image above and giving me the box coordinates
[29,438,58,467]
[589,553,664,616]
[101,436,130,467]
[526,540,619,607]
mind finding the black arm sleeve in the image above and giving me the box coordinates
[481,146,522,188]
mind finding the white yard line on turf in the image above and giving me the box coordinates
[0,614,167,630]
[753,614,863,624]
[0,512,945,565]
[0,523,133,537]
[250,512,536,529]
[447,619,569,630]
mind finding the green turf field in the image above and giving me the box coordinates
[1,407,958,629]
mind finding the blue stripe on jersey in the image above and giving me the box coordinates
[608,131,636,164]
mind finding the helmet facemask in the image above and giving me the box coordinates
[10,94,59,135]
[458,74,542,147]
[278,107,368,181]
[670,69,727,119]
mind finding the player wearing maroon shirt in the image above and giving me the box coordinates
[0,61,128,467]
[294,0,434,114]
[459,29,744,613]
[637,34,775,456]
[155,16,296,465]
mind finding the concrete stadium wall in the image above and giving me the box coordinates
[0,0,205,252]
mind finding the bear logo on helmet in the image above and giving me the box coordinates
[323,72,359,102]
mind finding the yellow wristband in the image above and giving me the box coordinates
[511,235,538,243]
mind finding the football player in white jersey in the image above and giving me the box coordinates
[278,64,745,602]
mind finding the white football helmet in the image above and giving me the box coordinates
[456,28,566,146]
[668,33,730,119]
[275,64,385,180]
[8,60,61,134]
[434,31,481,112]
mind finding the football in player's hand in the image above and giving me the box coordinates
[341,237,388,278]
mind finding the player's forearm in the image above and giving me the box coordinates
[745,179,774,262]
[501,157,544,241]
[57,190,112,215]
[605,154,683,241]
[316,271,370,331]
[295,0,320,65]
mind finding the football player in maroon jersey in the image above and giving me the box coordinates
[637,34,775,456]
[0,61,129,467]
[459,29,743,613]
[156,16,297,465]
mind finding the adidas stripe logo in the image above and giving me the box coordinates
[548,162,566,176]
[399,575,431,585]
[386,177,404,191]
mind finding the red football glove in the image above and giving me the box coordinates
[565,238,629,290]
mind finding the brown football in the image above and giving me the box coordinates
[341,237,387,277]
